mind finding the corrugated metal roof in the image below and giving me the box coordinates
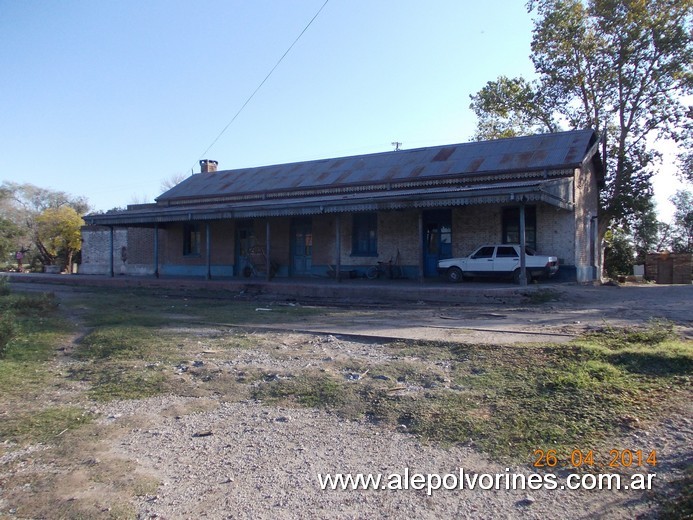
[157,129,598,202]
[86,178,574,226]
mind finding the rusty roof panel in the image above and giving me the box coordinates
[157,129,598,202]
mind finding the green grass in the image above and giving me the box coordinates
[0,288,92,448]
[1,283,690,518]
[0,406,93,444]
[69,286,322,329]
[0,291,75,401]
[73,363,170,401]
[249,325,693,464]
[253,371,348,408]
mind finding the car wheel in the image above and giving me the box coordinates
[366,266,379,280]
[513,269,532,284]
[447,266,464,283]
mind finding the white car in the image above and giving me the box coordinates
[438,244,559,283]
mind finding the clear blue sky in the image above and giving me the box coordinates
[0,0,684,216]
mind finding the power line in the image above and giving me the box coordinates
[192,0,330,172]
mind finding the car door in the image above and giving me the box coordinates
[494,245,520,273]
[467,246,496,274]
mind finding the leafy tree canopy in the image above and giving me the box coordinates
[470,0,693,239]
[35,207,85,268]
[669,189,693,252]
[0,217,21,264]
[0,182,89,268]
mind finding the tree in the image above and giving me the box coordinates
[630,199,661,262]
[603,227,635,278]
[469,76,559,140]
[0,217,21,265]
[160,172,188,192]
[35,207,85,270]
[669,189,693,252]
[470,0,693,244]
[0,182,89,267]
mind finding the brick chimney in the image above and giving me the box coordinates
[200,159,218,173]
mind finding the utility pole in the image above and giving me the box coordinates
[391,141,402,151]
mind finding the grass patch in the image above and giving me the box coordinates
[525,288,561,304]
[0,290,59,315]
[0,290,62,358]
[75,326,174,361]
[76,362,170,401]
[70,327,180,401]
[0,288,75,406]
[248,324,692,465]
[252,371,350,409]
[0,406,93,444]
[68,287,322,329]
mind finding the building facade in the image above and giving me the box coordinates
[82,130,604,283]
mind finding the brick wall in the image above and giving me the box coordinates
[573,163,600,281]
[645,253,693,284]
[84,195,593,280]
[80,226,127,275]
[157,221,237,277]
[126,227,156,275]
[453,206,501,256]
[536,205,575,266]
[378,211,419,264]
[335,211,419,268]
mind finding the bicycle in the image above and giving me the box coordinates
[366,250,403,280]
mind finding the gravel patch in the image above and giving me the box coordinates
[99,396,666,519]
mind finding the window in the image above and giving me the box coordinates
[472,246,495,259]
[352,213,377,256]
[502,206,536,250]
[496,246,518,258]
[183,223,201,256]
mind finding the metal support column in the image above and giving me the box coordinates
[153,224,159,278]
[265,219,271,282]
[519,202,528,286]
[206,222,211,280]
[335,214,341,282]
[418,210,425,282]
[109,226,114,278]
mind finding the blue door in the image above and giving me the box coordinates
[423,210,452,277]
[291,218,313,276]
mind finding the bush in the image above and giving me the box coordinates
[604,228,635,278]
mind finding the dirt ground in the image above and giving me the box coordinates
[236,283,693,345]
[12,281,693,344]
[2,281,692,519]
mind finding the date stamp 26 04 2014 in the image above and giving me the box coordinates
[533,449,657,470]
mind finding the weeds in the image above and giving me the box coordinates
[252,371,348,409]
[0,311,16,357]
[1,284,690,518]
[0,275,10,296]
[526,288,560,304]
[0,286,59,358]
[247,322,692,464]
[0,406,93,444]
[585,319,675,349]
